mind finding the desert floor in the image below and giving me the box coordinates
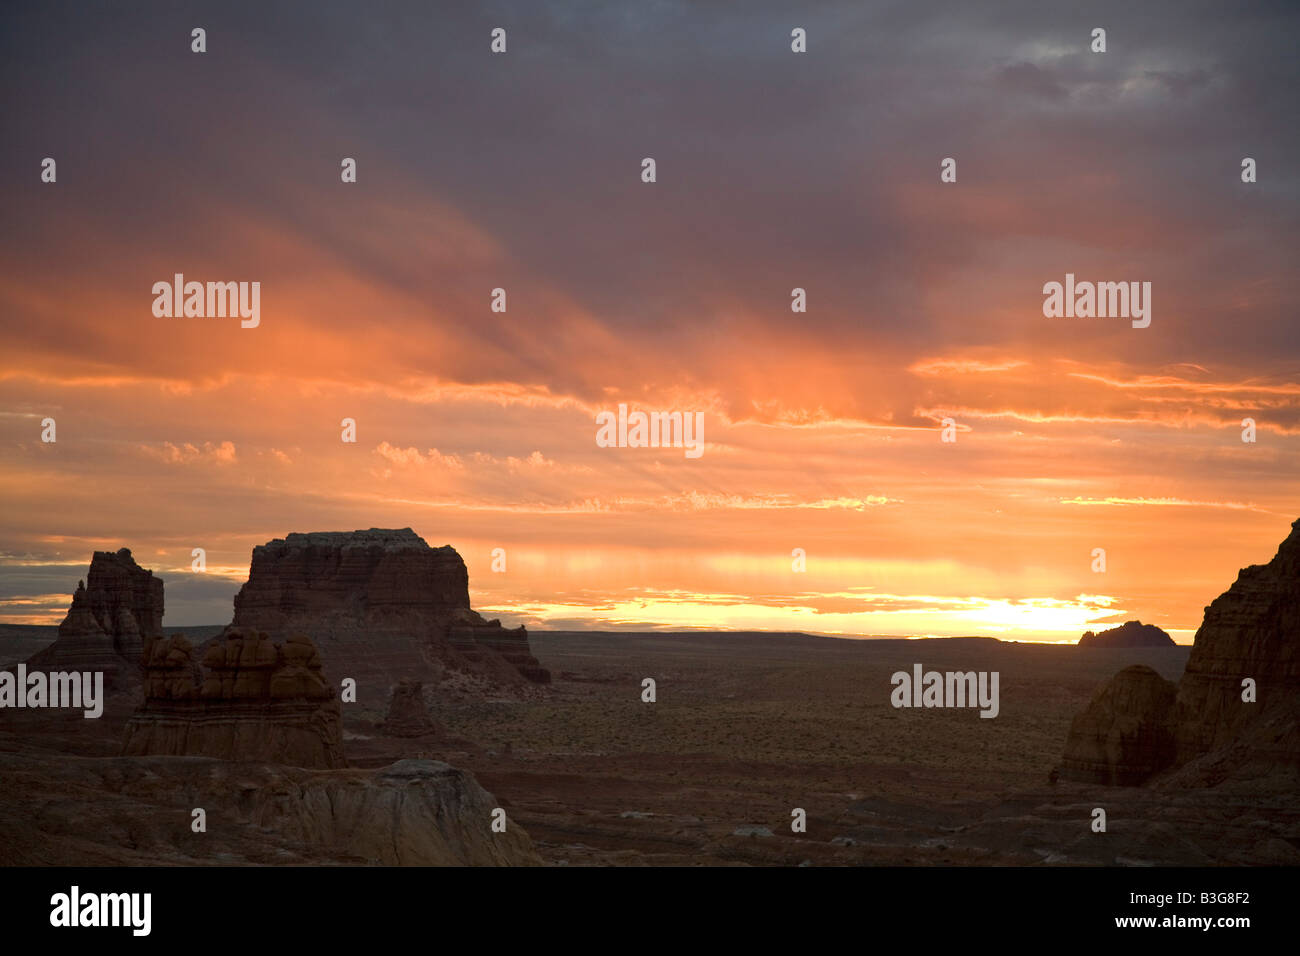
[368,632,1295,865]
[4,628,1297,866]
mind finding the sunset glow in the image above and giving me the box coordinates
[1,4,1296,644]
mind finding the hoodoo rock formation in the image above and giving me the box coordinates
[1078,620,1175,648]
[228,529,550,705]
[123,628,345,768]
[25,548,164,687]
[1059,518,1300,788]
[381,679,439,737]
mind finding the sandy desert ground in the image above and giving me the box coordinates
[3,627,1296,866]
[372,631,1296,866]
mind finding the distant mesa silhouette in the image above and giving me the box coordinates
[1077,620,1175,648]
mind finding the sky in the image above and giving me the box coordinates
[1,0,1297,642]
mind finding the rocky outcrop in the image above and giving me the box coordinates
[1057,665,1177,784]
[227,529,550,708]
[234,529,473,624]
[0,752,540,866]
[1171,520,1300,764]
[381,680,439,737]
[449,621,552,684]
[122,628,345,768]
[261,758,539,865]
[1058,518,1300,787]
[23,548,163,687]
[1078,620,1175,648]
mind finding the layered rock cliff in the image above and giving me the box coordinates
[228,529,550,707]
[1171,520,1300,764]
[1059,518,1300,788]
[123,628,345,768]
[234,529,473,624]
[24,548,164,687]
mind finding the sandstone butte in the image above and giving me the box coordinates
[1059,517,1300,790]
[10,529,547,768]
[16,530,550,706]
[12,537,543,864]
[24,547,163,689]
[228,528,551,711]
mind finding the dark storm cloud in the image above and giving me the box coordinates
[1,0,1297,386]
[0,562,85,602]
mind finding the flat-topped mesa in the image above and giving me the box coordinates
[228,529,550,705]
[234,528,472,624]
[25,548,164,687]
[122,628,345,768]
[1057,518,1300,788]
[1078,620,1175,648]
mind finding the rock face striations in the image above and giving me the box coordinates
[1059,518,1300,789]
[26,548,164,687]
[234,529,472,624]
[238,758,540,864]
[1078,620,1175,648]
[448,623,552,684]
[1171,521,1300,767]
[228,529,550,704]
[123,628,345,768]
